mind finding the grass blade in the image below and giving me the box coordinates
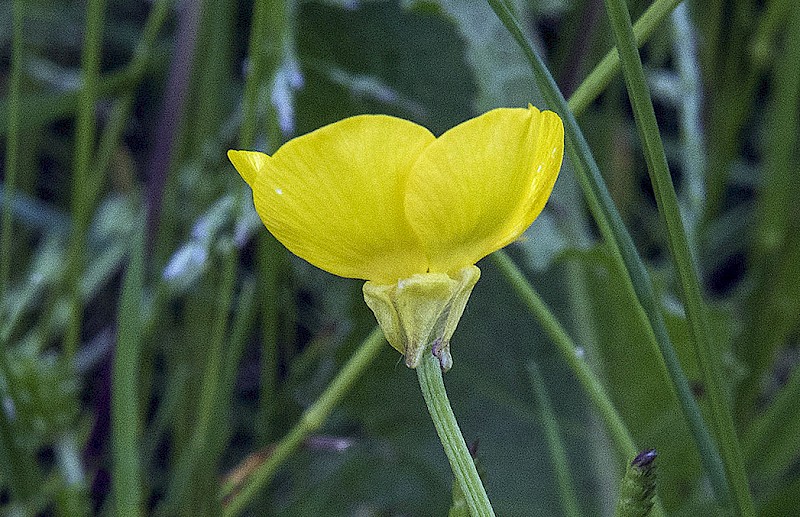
[220,327,385,516]
[0,0,25,308]
[486,0,732,509]
[527,362,582,517]
[568,0,683,116]
[111,222,146,516]
[64,0,107,358]
[600,0,754,514]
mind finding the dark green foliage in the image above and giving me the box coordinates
[1,0,798,515]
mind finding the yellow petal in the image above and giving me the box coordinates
[236,115,436,282]
[404,106,564,274]
[228,149,269,187]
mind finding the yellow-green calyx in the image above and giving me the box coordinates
[363,266,480,371]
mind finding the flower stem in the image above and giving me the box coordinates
[416,352,495,517]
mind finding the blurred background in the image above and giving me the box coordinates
[1,0,798,515]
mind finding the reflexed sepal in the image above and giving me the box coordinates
[362,266,480,371]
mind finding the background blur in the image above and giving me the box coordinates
[1,0,798,515]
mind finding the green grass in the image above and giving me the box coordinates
[1,0,798,515]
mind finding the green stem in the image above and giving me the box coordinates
[568,0,683,116]
[527,363,581,517]
[491,252,639,464]
[241,0,292,447]
[0,0,24,311]
[255,234,282,445]
[65,0,107,358]
[417,352,495,517]
[220,327,385,516]
[91,0,172,206]
[602,0,754,515]
[487,0,732,510]
[111,223,146,516]
[735,0,800,419]
[156,246,238,515]
[239,0,266,149]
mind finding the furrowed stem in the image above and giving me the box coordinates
[417,352,495,517]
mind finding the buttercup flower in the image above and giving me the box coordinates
[229,105,564,370]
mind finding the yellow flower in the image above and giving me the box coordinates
[229,105,564,370]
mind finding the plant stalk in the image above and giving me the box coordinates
[417,352,495,517]
[220,327,385,516]
[601,0,754,513]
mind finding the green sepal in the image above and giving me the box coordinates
[362,265,480,371]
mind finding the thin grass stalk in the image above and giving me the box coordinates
[242,0,293,448]
[111,222,146,516]
[256,235,282,445]
[0,9,46,477]
[735,0,800,418]
[237,1,283,452]
[601,0,755,514]
[702,0,762,222]
[527,363,582,517]
[191,247,239,512]
[239,0,272,149]
[486,0,732,508]
[0,0,25,310]
[491,252,636,463]
[568,0,683,116]
[191,0,231,153]
[220,327,385,516]
[65,0,107,358]
[210,279,257,459]
[219,278,258,409]
[91,0,173,207]
[141,365,189,469]
[156,246,238,514]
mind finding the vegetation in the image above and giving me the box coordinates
[1,0,798,515]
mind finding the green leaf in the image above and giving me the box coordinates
[296,1,476,134]
[418,0,544,111]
